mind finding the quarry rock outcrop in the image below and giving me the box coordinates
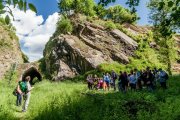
[44,18,138,80]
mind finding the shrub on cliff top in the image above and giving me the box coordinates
[56,17,73,35]
[104,21,117,30]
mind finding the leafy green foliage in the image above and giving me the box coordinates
[98,0,116,6]
[28,3,37,13]
[0,0,37,25]
[5,15,10,24]
[58,0,139,23]
[126,0,140,13]
[94,5,106,19]
[148,0,180,74]
[58,0,96,16]
[22,52,29,63]
[106,5,138,23]
[55,17,73,35]
[104,20,116,30]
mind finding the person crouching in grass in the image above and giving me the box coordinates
[22,76,34,112]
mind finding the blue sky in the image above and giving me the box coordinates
[29,0,150,25]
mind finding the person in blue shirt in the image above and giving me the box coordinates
[158,68,168,89]
[128,70,136,90]
[104,73,111,91]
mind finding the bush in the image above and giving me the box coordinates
[104,21,116,30]
[22,52,29,63]
[56,17,73,35]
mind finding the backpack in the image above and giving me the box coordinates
[19,81,27,93]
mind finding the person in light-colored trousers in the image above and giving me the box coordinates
[22,76,34,112]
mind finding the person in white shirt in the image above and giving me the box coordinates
[22,76,34,112]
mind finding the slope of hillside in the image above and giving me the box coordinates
[0,22,25,80]
[43,14,169,80]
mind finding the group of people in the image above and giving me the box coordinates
[86,67,169,92]
[14,76,34,112]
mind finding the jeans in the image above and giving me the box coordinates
[16,93,22,106]
[23,92,31,111]
[112,80,116,91]
[160,82,167,89]
[88,82,93,90]
[130,83,136,90]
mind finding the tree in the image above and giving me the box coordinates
[0,0,37,24]
[106,5,138,23]
[58,0,73,16]
[148,0,180,75]
[98,0,116,6]
[94,4,107,19]
[126,0,140,13]
[58,0,96,16]
[98,0,140,13]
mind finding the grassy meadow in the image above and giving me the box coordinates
[0,75,180,120]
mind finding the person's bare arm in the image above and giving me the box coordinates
[17,85,22,94]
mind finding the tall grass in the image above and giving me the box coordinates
[0,75,180,120]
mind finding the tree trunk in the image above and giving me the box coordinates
[165,38,172,75]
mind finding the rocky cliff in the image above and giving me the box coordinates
[0,24,24,80]
[44,15,139,80]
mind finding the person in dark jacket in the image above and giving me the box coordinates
[146,70,154,91]
[119,71,128,92]
[158,68,168,89]
[111,70,117,91]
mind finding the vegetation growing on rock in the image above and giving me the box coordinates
[0,18,24,79]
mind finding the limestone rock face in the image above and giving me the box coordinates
[0,25,24,80]
[44,19,138,80]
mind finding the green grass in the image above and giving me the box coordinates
[0,75,180,120]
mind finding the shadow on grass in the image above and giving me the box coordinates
[32,91,158,120]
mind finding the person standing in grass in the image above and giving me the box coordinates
[22,76,34,112]
[118,71,123,92]
[103,73,107,91]
[134,69,141,90]
[153,67,159,88]
[146,70,154,91]
[87,75,93,90]
[124,72,129,92]
[118,71,128,93]
[15,75,26,106]
[158,68,168,89]
[128,70,136,90]
[104,73,110,91]
[93,74,98,90]
[16,82,23,106]
[111,70,117,91]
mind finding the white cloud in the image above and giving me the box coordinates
[8,6,59,62]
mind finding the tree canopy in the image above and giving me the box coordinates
[58,0,138,23]
[58,0,96,16]
[148,0,180,74]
